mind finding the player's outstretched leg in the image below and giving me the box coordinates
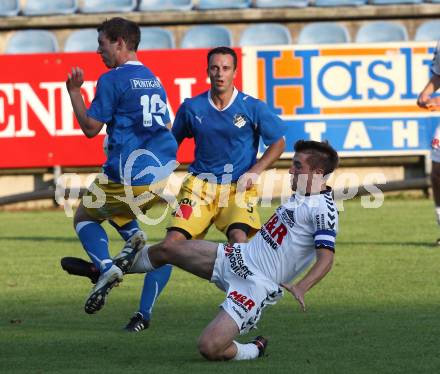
[60,257,99,284]
[84,231,147,314]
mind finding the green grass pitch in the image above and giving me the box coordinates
[1,197,440,373]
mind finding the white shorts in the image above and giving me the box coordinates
[210,243,283,335]
[431,124,440,163]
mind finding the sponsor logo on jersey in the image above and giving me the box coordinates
[172,197,195,220]
[224,244,254,279]
[228,290,255,312]
[233,113,247,128]
[130,78,161,90]
[260,213,287,249]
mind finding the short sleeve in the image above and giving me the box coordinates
[312,198,338,252]
[172,99,193,143]
[255,100,287,146]
[87,74,118,124]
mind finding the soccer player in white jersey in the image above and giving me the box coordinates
[417,41,440,245]
[97,140,339,361]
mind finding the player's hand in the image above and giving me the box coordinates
[242,175,254,190]
[238,172,259,191]
[281,283,306,312]
[66,67,84,92]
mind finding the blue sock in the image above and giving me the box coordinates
[109,220,140,241]
[75,221,112,273]
[139,264,172,320]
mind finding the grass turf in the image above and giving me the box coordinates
[1,198,440,373]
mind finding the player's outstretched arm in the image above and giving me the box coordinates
[66,67,104,138]
[281,248,334,312]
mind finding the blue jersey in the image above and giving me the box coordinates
[87,61,177,186]
[172,89,286,183]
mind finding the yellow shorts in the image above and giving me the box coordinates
[82,174,167,227]
[168,175,261,239]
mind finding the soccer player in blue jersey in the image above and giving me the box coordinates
[65,17,177,316]
[167,46,286,241]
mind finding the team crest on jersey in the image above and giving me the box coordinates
[233,113,246,128]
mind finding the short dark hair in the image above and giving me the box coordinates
[97,17,140,51]
[207,46,237,70]
[294,140,339,175]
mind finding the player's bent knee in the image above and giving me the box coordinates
[197,339,224,361]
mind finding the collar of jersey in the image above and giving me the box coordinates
[121,61,143,67]
[207,87,238,112]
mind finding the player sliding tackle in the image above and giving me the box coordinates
[87,140,339,361]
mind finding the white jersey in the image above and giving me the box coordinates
[244,188,338,285]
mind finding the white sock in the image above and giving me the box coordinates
[232,341,259,361]
[435,207,440,226]
[128,245,156,273]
